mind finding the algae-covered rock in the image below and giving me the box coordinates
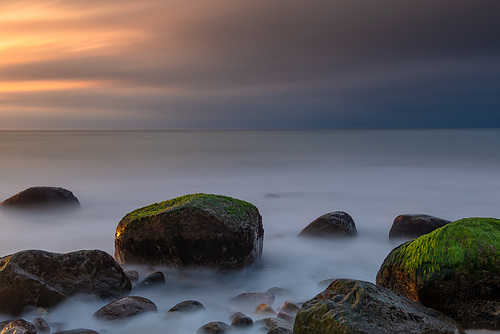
[114,193,263,269]
[377,217,500,329]
[0,249,132,315]
[0,186,80,211]
[389,214,450,239]
[294,279,464,334]
[298,211,357,238]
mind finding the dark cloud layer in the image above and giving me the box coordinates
[1,0,499,129]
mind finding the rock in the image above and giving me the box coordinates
[294,279,465,334]
[32,318,50,333]
[52,330,100,334]
[196,321,231,334]
[167,300,205,313]
[254,303,276,316]
[133,271,165,291]
[0,249,131,315]
[124,270,139,283]
[377,217,500,329]
[279,301,300,315]
[231,292,275,307]
[298,211,357,237]
[389,214,450,239]
[277,311,294,322]
[231,314,253,328]
[114,193,264,269]
[94,296,157,321]
[0,186,80,211]
[0,320,36,334]
[255,318,292,334]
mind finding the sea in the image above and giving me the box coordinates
[0,129,498,333]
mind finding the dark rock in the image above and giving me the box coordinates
[277,311,294,322]
[0,187,80,211]
[124,270,139,283]
[196,321,231,334]
[1,320,36,334]
[254,303,276,316]
[0,321,14,332]
[114,193,264,269]
[389,214,450,239]
[231,314,253,328]
[255,318,292,334]
[94,296,157,321]
[294,279,465,334]
[133,271,165,291]
[231,292,275,307]
[0,249,131,315]
[32,318,50,333]
[167,300,205,313]
[377,217,500,329]
[265,193,279,198]
[298,211,357,237]
[52,330,100,334]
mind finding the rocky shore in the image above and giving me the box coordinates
[0,188,499,333]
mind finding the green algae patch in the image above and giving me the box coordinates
[117,193,257,235]
[384,217,500,282]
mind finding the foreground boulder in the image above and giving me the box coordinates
[377,217,500,329]
[114,193,263,269]
[0,187,80,211]
[298,211,357,237]
[389,214,450,239]
[0,249,131,315]
[294,279,464,334]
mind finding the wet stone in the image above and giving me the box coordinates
[231,315,253,328]
[32,318,50,333]
[254,304,276,316]
[1,319,37,334]
[196,321,231,334]
[167,300,205,313]
[94,296,158,321]
[133,271,165,291]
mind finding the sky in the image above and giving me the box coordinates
[1,0,499,130]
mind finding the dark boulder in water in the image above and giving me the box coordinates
[231,292,276,308]
[1,319,37,334]
[197,321,231,334]
[133,271,165,291]
[255,318,292,334]
[0,249,131,315]
[0,186,80,211]
[294,279,465,334]
[94,296,157,321]
[167,300,205,313]
[114,193,264,269]
[377,217,500,329]
[298,211,357,237]
[389,214,450,239]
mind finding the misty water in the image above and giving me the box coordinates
[0,130,499,333]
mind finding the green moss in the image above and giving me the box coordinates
[387,217,500,281]
[118,193,257,232]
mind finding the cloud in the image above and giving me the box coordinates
[0,0,499,129]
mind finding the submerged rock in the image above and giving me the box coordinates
[389,214,450,239]
[94,296,157,321]
[114,193,264,269]
[377,217,500,329]
[294,279,464,334]
[298,211,357,237]
[231,314,253,328]
[255,318,292,334]
[133,271,165,291]
[167,300,205,313]
[0,249,131,315]
[231,292,276,307]
[0,186,80,211]
[32,318,50,333]
[1,319,37,334]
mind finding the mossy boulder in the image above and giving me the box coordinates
[0,186,80,211]
[298,211,357,238]
[114,193,263,269]
[389,214,450,240]
[0,249,131,315]
[293,279,464,334]
[377,217,500,329]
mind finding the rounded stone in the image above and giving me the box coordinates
[389,214,450,239]
[94,296,157,321]
[114,193,263,269]
[298,211,357,237]
[377,217,500,329]
[0,186,80,211]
